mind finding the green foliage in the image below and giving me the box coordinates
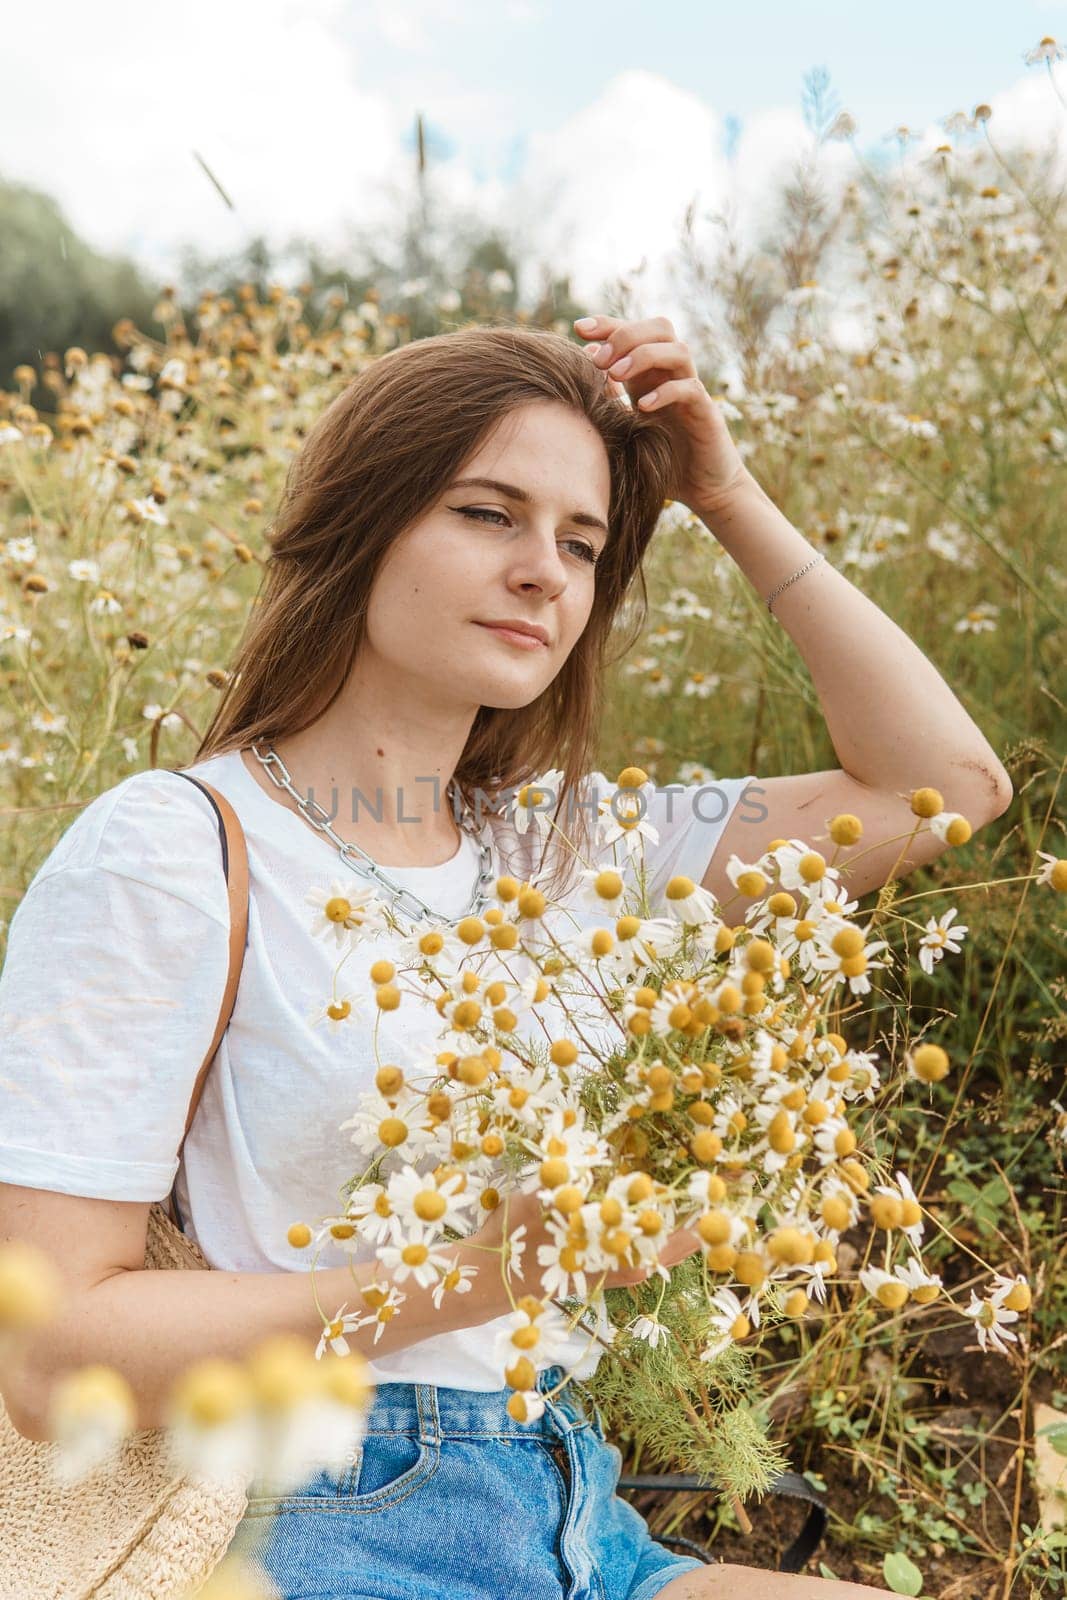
[577,1257,790,1502]
[0,176,158,396]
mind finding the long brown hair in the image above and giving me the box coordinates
[193,323,678,904]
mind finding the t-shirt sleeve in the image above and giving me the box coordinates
[0,772,234,1202]
[584,768,759,912]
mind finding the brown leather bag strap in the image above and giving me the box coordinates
[169,772,249,1153]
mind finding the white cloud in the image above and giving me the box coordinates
[2,3,1065,359]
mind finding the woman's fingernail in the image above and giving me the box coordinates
[575,317,598,331]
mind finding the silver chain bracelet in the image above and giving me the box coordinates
[766,553,826,614]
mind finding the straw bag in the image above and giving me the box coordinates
[0,772,252,1600]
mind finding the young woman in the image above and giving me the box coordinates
[0,318,1010,1598]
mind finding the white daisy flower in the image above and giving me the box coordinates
[509,769,565,839]
[492,1300,573,1374]
[917,908,968,974]
[67,558,101,583]
[375,1221,458,1290]
[629,1313,671,1348]
[963,1289,1020,1355]
[698,1288,752,1363]
[315,1302,363,1359]
[430,1260,479,1310]
[305,879,388,948]
[386,1163,477,1236]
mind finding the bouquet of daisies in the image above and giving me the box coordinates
[294,765,1035,1497]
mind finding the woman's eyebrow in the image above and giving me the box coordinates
[448,477,609,539]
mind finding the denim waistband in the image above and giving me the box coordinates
[357,1364,600,1442]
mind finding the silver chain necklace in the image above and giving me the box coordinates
[250,739,498,929]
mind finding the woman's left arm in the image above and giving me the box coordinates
[574,312,1013,903]
[698,464,1013,815]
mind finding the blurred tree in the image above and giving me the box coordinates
[0,176,158,408]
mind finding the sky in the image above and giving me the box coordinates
[3,0,1067,333]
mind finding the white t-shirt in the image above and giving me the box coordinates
[0,747,755,1389]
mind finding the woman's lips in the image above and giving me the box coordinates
[475,623,548,651]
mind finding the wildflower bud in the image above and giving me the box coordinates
[507,1391,545,1423]
[697,1210,732,1245]
[170,1358,253,1426]
[490,924,520,950]
[829,813,863,846]
[874,1280,909,1310]
[798,852,826,883]
[910,787,944,818]
[321,1352,372,1409]
[834,1128,857,1157]
[716,984,742,1014]
[830,927,865,958]
[767,1109,796,1154]
[1002,1279,1031,1312]
[736,869,767,897]
[768,1227,815,1266]
[375,983,401,1011]
[869,1193,904,1230]
[910,1043,950,1083]
[900,1196,922,1228]
[690,1130,723,1164]
[784,1289,810,1318]
[495,875,521,901]
[840,1158,870,1193]
[616,766,649,789]
[540,1157,570,1188]
[745,939,776,973]
[735,1250,766,1289]
[714,925,736,953]
[1047,859,1067,892]
[374,1064,404,1096]
[820,1195,852,1231]
[767,891,797,918]
[286,1223,313,1249]
[378,1117,408,1147]
[413,1190,447,1223]
[705,1243,737,1273]
[517,887,547,919]
[505,1357,537,1392]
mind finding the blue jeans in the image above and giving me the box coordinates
[229,1362,707,1599]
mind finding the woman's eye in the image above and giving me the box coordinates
[454,506,598,566]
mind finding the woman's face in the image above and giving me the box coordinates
[362,400,612,713]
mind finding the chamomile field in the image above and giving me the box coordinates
[1,72,1065,1600]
